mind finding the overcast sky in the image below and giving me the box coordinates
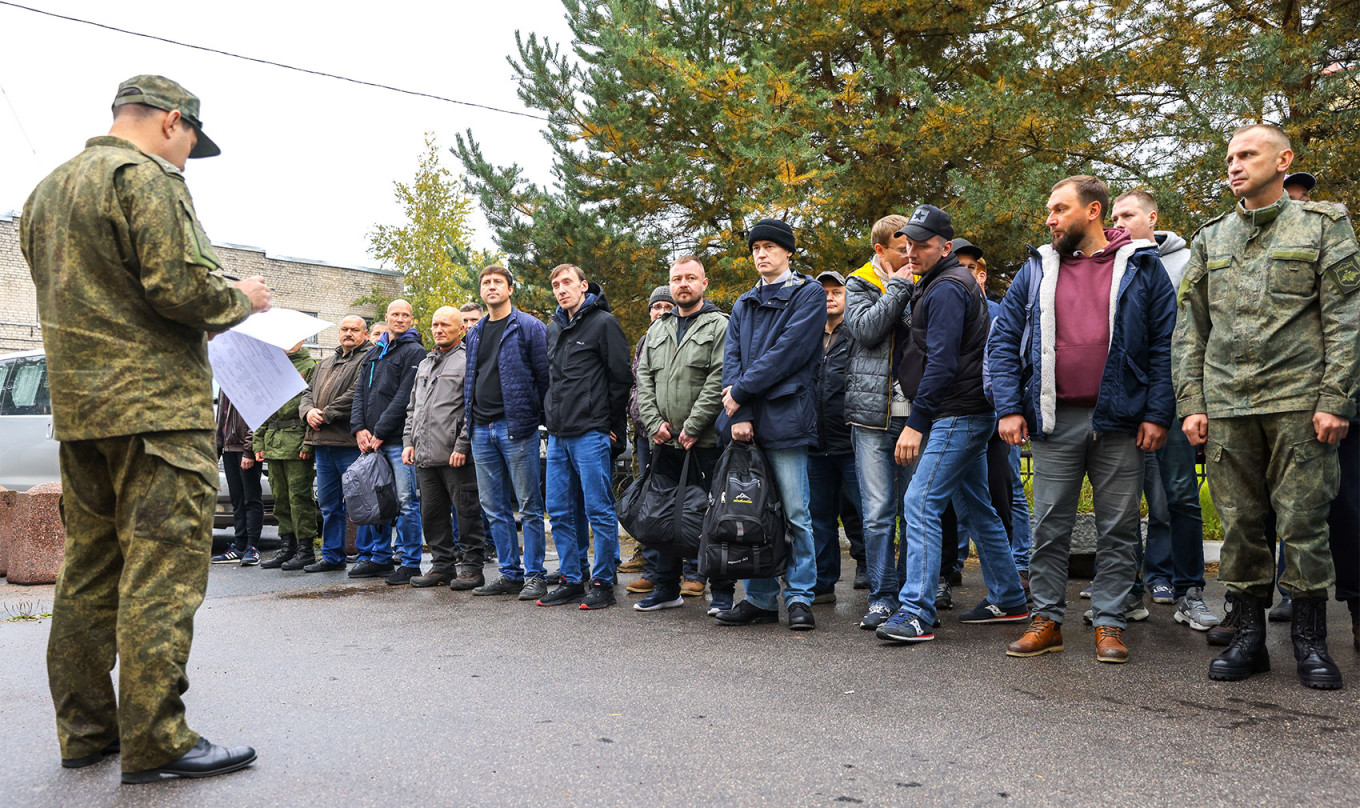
[0,0,574,269]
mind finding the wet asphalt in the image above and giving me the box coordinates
[1,547,1357,807]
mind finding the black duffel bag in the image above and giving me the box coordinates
[618,449,706,556]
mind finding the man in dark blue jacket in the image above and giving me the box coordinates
[457,265,553,600]
[713,219,827,631]
[874,206,1028,644]
[535,267,633,610]
[989,175,1176,664]
[350,299,427,584]
[809,271,864,601]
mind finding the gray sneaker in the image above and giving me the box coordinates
[518,575,548,601]
[1083,601,1150,624]
[1173,587,1221,631]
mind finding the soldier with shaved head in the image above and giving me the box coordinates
[401,306,488,588]
[1177,123,1360,689]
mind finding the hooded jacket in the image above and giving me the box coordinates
[350,328,426,443]
[404,342,472,466]
[722,271,827,449]
[843,256,914,429]
[636,300,728,449]
[545,286,632,439]
[1155,230,1190,292]
[300,339,372,447]
[987,238,1176,439]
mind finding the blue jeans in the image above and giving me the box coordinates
[471,420,547,580]
[851,423,913,609]
[899,415,1026,625]
[378,443,423,568]
[742,445,817,611]
[1145,420,1206,596]
[1009,445,1032,570]
[808,452,860,596]
[315,445,366,564]
[546,431,620,585]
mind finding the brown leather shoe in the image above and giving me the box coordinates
[625,576,655,594]
[617,551,647,573]
[680,580,706,598]
[448,571,485,591]
[1095,625,1130,663]
[1006,615,1064,657]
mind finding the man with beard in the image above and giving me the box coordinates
[990,175,1176,664]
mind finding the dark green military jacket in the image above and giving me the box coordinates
[20,136,252,441]
[251,347,317,460]
[1174,193,1360,420]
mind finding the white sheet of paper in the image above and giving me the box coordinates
[208,330,308,431]
[229,308,333,350]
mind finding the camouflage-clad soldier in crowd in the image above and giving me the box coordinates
[1176,123,1360,690]
[254,343,320,570]
[20,76,267,782]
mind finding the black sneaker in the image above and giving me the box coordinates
[303,559,346,573]
[859,603,894,630]
[581,579,617,610]
[544,569,565,585]
[958,599,1031,624]
[211,549,242,564]
[519,576,548,601]
[715,600,779,626]
[386,566,420,586]
[787,602,815,631]
[348,559,395,579]
[472,576,525,596]
[537,582,586,607]
[852,565,869,590]
[935,578,955,610]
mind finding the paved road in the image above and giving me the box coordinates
[2,558,1357,807]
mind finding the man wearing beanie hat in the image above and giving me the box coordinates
[22,75,266,781]
[713,219,827,631]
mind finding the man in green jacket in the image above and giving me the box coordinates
[21,75,267,782]
[255,343,319,570]
[634,256,734,613]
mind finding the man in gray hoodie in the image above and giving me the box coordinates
[1111,190,1218,632]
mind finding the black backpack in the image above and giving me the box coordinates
[697,441,789,580]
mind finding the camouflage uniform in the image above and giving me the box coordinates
[20,129,250,772]
[251,348,318,548]
[1175,194,1360,599]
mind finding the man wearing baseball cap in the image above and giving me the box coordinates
[874,206,1028,643]
[21,75,265,783]
[1284,172,1316,202]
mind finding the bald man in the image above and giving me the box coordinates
[401,307,488,588]
[1177,123,1360,689]
[300,314,375,572]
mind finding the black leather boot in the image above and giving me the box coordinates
[259,534,296,569]
[1208,592,1269,681]
[1291,597,1343,690]
[281,537,316,571]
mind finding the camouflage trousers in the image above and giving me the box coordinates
[1207,411,1339,599]
[49,430,217,772]
[268,457,318,545]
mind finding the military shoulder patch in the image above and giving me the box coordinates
[1190,210,1229,241]
[1303,201,1347,221]
[1326,254,1360,294]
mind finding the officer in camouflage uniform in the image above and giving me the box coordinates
[1176,123,1360,690]
[20,76,267,782]
[254,343,319,570]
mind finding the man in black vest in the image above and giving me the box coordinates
[875,205,1028,643]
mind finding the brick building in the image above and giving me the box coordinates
[0,212,403,355]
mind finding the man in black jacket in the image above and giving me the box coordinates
[350,299,427,585]
[537,265,632,610]
[875,206,1028,644]
[809,271,865,601]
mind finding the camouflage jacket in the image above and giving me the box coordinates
[251,347,317,459]
[20,136,251,441]
[1174,194,1360,420]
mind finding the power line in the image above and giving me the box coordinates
[0,81,38,156]
[0,1,550,121]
